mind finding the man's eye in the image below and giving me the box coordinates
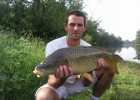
[69,23,75,27]
[78,24,83,27]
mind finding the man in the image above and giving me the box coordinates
[35,10,115,100]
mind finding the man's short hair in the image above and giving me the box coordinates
[65,10,87,26]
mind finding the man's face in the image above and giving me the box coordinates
[64,15,86,41]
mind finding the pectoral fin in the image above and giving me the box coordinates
[82,73,94,83]
[77,74,81,78]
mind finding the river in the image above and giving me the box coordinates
[114,46,140,63]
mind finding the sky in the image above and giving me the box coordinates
[83,0,140,41]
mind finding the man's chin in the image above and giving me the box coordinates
[68,34,82,41]
[72,37,81,41]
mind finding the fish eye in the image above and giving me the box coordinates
[48,63,53,67]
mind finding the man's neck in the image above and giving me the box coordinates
[66,37,80,47]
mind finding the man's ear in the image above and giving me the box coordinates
[64,23,67,30]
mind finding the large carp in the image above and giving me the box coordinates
[33,46,123,82]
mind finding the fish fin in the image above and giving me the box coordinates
[79,46,107,52]
[91,46,107,51]
[113,54,124,62]
[111,54,123,74]
[77,74,81,78]
[111,62,119,74]
[82,73,94,83]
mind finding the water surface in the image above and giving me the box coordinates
[115,46,140,63]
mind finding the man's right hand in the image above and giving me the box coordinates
[55,65,73,79]
[48,65,73,88]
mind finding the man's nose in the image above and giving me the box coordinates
[74,25,78,30]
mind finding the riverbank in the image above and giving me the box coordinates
[0,32,140,100]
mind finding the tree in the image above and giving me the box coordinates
[83,19,101,45]
[0,0,123,46]
[135,29,140,44]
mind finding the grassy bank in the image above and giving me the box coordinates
[0,30,140,100]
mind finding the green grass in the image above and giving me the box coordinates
[0,30,46,100]
[0,29,140,100]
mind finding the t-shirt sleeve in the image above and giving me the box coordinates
[45,43,57,57]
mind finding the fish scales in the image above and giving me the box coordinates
[33,46,123,81]
[68,55,97,74]
[53,47,102,73]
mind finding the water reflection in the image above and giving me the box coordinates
[106,45,140,63]
[133,55,140,60]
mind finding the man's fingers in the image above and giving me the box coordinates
[59,66,64,77]
[100,58,107,67]
[97,58,102,67]
[95,58,107,71]
[68,67,73,76]
[55,67,60,78]
[55,65,73,79]
[63,65,69,77]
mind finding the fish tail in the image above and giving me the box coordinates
[113,54,124,62]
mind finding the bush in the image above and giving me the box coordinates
[0,30,47,100]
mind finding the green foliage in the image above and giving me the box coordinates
[133,45,140,57]
[99,29,123,47]
[0,0,123,46]
[66,0,83,10]
[0,29,46,100]
[83,20,101,46]
[135,29,140,44]
[83,34,92,43]
[0,0,85,42]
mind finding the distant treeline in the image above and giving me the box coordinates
[0,0,123,46]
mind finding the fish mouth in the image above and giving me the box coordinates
[33,69,44,78]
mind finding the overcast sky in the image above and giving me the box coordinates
[83,0,140,41]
